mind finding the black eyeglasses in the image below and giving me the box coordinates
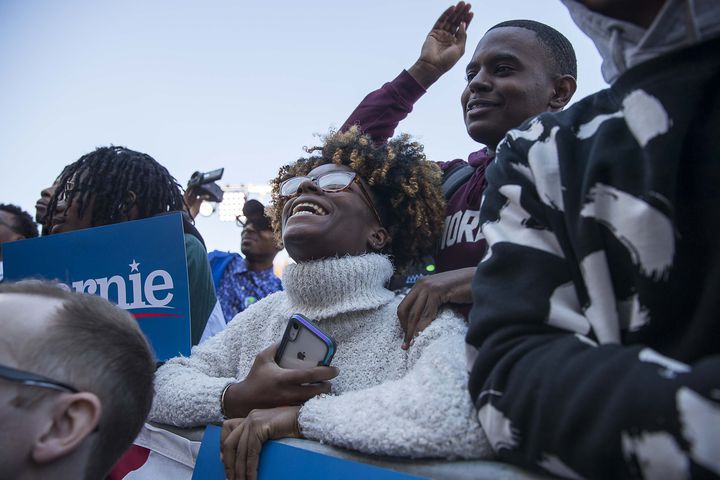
[1,364,101,432]
[279,171,383,226]
[236,215,272,231]
[57,178,88,202]
[0,364,79,394]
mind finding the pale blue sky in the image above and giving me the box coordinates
[0,0,606,252]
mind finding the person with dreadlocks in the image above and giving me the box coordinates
[149,128,491,479]
[34,167,72,237]
[46,146,224,346]
[341,2,578,349]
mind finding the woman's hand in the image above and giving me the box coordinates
[223,344,338,418]
[397,267,476,349]
[221,406,302,480]
[408,1,474,89]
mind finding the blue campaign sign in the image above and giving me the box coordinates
[193,425,423,480]
[3,213,191,361]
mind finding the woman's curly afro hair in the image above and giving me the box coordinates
[270,127,446,272]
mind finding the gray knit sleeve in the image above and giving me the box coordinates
[149,313,247,427]
[298,312,493,459]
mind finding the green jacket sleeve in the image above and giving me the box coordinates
[184,233,218,345]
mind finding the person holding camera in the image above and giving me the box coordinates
[46,146,223,346]
[183,173,282,335]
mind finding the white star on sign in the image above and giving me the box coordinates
[129,260,140,273]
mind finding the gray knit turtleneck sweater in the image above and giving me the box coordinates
[150,254,490,459]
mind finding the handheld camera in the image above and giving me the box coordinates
[187,168,225,202]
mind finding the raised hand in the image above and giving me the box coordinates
[183,186,212,219]
[408,2,474,88]
[222,344,338,418]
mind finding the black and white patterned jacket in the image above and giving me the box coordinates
[467,35,720,479]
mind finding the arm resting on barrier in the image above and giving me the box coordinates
[299,311,491,459]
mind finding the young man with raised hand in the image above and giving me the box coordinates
[466,0,720,477]
[341,2,577,347]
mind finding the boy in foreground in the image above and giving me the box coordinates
[467,0,720,477]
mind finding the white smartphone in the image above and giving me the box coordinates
[275,314,336,369]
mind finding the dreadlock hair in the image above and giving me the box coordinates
[270,127,446,272]
[0,203,38,239]
[46,146,187,229]
[489,20,577,80]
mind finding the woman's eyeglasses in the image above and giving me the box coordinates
[279,171,383,226]
[0,364,79,393]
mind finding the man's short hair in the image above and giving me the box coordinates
[0,204,39,239]
[489,20,578,80]
[0,281,155,479]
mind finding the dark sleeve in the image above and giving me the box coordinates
[184,234,218,345]
[340,70,426,143]
[466,132,720,479]
[437,158,466,173]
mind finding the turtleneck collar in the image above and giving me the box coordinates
[281,253,396,321]
[561,0,720,84]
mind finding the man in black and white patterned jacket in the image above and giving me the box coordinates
[466,0,720,478]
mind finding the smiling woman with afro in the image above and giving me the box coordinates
[270,126,446,272]
[149,125,491,471]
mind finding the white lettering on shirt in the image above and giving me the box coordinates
[441,209,482,250]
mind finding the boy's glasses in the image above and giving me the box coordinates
[0,364,101,432]
[0,364,79,393]
[279,171,383,226]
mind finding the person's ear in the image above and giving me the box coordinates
[8,231,25,242]
[31,393,101,464]
[549,75,577,110]
[367,227,390,252]
[121,191,140,221]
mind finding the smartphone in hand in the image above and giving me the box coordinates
[275,314,336,369]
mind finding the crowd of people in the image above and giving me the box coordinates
[1,0,718,478]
